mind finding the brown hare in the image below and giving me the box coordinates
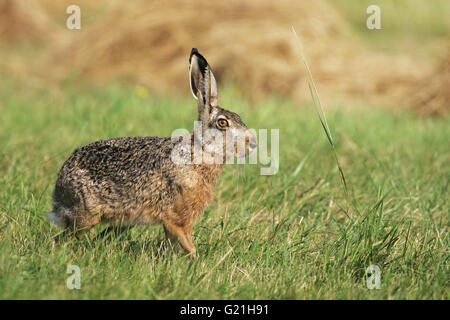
[48,48,257,258]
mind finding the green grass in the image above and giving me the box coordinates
[0,80,448,299]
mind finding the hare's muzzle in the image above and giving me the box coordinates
[245,131,258,155]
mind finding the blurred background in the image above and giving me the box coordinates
[0,0,448,115]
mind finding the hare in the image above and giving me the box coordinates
[48,48,257,257]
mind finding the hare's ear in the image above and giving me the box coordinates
[189,48,218,108]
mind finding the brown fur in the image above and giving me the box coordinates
[49,49,256,257]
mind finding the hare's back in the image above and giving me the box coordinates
[52,136,178,224]
[58,136,174,181]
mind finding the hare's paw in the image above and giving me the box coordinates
[48,211,65,228]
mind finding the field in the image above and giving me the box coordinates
[0,0,448,300]
[0,80,448,299]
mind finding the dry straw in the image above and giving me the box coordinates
[41,0,430,107]
[407,48,450,116]
[0,0,57,43]
[0,0,447,115]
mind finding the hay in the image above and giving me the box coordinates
[45,0,428,104]
[1,0,444,115]
[406,48,450,116]
[0,0,57,43]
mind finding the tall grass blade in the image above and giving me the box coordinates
[291,26,350,208]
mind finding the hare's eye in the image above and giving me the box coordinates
[217,118,229,128]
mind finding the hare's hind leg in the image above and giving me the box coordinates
[51,208,100,245]
[163,221,197,259]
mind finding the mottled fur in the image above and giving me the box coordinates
[49,48,256,257]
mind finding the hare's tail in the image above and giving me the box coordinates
[48,211,65,228]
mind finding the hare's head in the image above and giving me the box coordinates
[189,48,257,162]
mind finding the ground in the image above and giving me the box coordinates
[0,82,448,299]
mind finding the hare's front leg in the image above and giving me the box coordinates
[163,221,197,259]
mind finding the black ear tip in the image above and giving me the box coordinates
[189,48,199,63]
[189,48,208,65]
[189,48,209,75]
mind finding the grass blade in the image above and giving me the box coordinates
[291,26,350,208]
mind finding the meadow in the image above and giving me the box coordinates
[0,80,448,299]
